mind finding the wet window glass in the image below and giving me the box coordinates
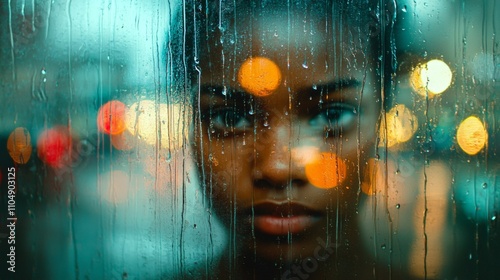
[0,0,498,279]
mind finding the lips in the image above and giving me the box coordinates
[248,201,322,236]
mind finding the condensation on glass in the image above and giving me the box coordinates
[0,0,498,279]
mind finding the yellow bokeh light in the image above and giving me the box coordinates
[305,152,347,189]
[7,127,32,164]
[378,104,418,148]
[456,116,487,155]
[237,56,282,97]
[410,59,452,97]
[125,100,186,150]
[111,130,135,151]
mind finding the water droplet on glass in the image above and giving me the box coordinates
[402,5,407,12]
[492,216,497,221]
[482,183,488,189]
[302,60,309,69]
[41,68,46,75]
[396,204,401,209]
[312,84,317,90]
[263,120,269,127]
[381,244,386,250]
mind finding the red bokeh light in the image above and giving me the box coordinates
[37,126,72,168]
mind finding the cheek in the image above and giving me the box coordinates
[200,134,253,194]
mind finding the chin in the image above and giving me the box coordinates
[237,224,337,264]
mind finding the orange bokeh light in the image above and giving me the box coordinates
[237,57,282,97]
[305,152,347,189]
[97,100,127,135]
[7,127,32,164]
[37,126,72,168]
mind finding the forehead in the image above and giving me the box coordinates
[199,5,373,85]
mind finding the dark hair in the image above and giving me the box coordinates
[172,0,396,105]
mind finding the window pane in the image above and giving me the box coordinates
[0,0,498,279]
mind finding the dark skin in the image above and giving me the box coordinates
[196,6,381,279]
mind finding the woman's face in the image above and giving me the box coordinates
[197,10,380,262]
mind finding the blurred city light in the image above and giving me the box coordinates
[456,116,487,155]
[410,59,453,97]
[125,100,186,150]
[7,127,32,164]
[238,57,282,97]
[97,100,128,135]
[379,104,418,148]
[305,152,346,189]
[36,126,72,168]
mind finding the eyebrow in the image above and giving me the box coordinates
[199,78,361,100]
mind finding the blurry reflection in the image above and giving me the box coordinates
[100,170,132,204]
[110,130,135,151]
[409,161,453,278]
[359,157,458,278]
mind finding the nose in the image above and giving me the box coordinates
[252,122,308,189]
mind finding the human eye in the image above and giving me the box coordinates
[211,107,252,133]
[309,103,357,135]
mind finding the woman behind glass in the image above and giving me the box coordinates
[185,0,391,278]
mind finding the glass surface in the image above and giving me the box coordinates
[0,0,498,279]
